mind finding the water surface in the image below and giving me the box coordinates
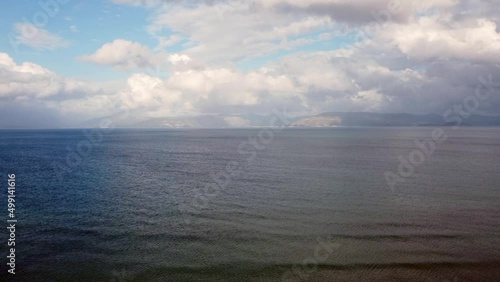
[0,127,499,281]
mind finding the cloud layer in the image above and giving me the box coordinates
[12,23,69,50]
[2,0,500,127]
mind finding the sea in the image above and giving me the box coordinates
[0,127,499,281]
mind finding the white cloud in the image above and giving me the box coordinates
[154,34,184,50]
[110,50,411,116]
[140,0,462,65]
[0,52,125,127]
[12,23,69,50]
[81,39,196,73]
[80,39,165,71]
[168,54,192,65]
[0,53,102,100]
[75,32,500,118]
[146,1,336,63]
[382,17,500,63]
[0,52,118,121]
[119,73,167,110]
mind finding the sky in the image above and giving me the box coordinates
[0,0,499,127]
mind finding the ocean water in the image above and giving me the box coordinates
[0,127,499,281]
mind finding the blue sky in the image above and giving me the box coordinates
[0,0,355,80]
[1,0,156,80]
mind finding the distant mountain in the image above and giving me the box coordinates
[79,112,500,129]
[292,112,500,127]
[291,112,500,127]
[128,114,301,128]
[133,115,238,128]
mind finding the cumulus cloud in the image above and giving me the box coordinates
[0,53,122,126]
[139,0,463,64]
[11,23,70,50]
[80,39,197,73]
[146,1,337,63]
[0,53,103,100]
[109,51,419,117]
[381,17,500,63]
[80,39,165,71]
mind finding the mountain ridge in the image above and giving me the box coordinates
[76,112,500,128]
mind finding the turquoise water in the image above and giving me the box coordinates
[0,127,499,281]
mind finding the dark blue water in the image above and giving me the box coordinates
[0,128,499,281]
